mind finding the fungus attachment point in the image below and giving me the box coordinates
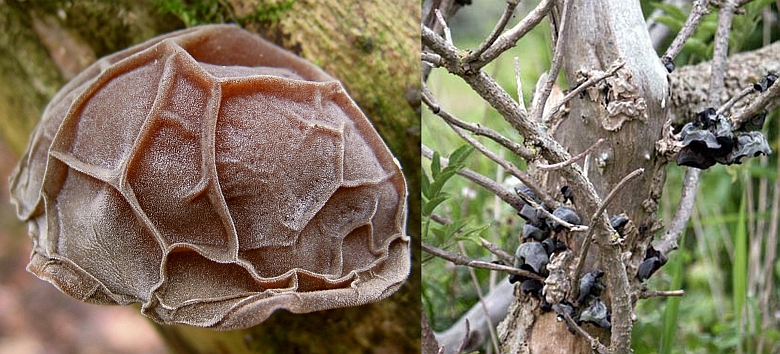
[9,25,410,330]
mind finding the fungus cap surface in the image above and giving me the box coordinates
[9,24,409,330]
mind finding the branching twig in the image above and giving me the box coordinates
[572,168,645,286]
[657,0,737,258]
[531,0,573,124]
[448,123,558,207]
[422,51,444,67]
[537,138,605,171]
[480,237,515,264]
[422,144,527,211]
[731,75,780,125]
[422,242,546,281]
[474,0,555,68]
[422,85,536,161]
[542,61,626,122]
[717,85,755,115]
[515,188,589,232]
[434,9,453,45]
[662,0,712,61]
[559,310,609,354]
[463,0,519,63]
[636,289,685,299]
[656,168,701,255]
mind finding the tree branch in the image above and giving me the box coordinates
[422,242,545,282]
[473,0,555,68]
[422,84,536,161]
[422,145,527,211]
[572,168,645,288]
[463,0,520,64]
[656,168,701,255]
[662,0,712,62]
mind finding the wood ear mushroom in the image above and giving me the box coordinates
[9,24,409,330]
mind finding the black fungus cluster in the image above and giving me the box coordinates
[576,270,611,329]
[509,185,610,330]
[509,185,575,295]
[551,269,611,332]
[676,108,772,169]
[636,246,666,282]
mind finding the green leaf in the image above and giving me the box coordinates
[732,194,747,330]
[660,233,687,354]
[423,193,451,216]
[421,169,431,199]
[453,223,491,244]
[655,15,683,33]
[684,37,710,58]
[449,145,475,166]
[650,2,689,23]
[431,151,442,178]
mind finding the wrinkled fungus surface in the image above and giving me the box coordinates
[676,108,771,169]
[9,24,409,330]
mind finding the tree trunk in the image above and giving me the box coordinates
[499,1,669,353]
[0,1,420,353]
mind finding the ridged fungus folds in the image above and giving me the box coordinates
[9,24,410,330]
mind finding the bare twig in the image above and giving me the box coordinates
[447,123,558,207]
[731,75,780,125]
[662,0,712,61]
[657,165,701,256]
[475,0,555,68]
[434,9,453,45]
[515,188,589,232]
[708,0,737,107]
[422,85,536,161]
[542,61,626,122]
[431,213,452,225]
[572,168,645,286]
[514,57,527,115]
[422,51,444,67]
[458,243,500,354]
[422,144,528,211]
[531,0,573,124]
[636,289,685,299]
[480,237,516,264]
[422,25,461,64]
[422,242,546,281]
[559,310,609,354]
[455,319,471,354]
[657,0,738,258]
[717,85,754,115]
[537,138,605,171]
[463,0,519,63]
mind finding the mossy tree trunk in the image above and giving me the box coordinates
[0,1,420,353]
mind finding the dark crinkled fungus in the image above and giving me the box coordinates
[676,108,771,169]
[637,246,667,281]
[579,299,612,329]
[577,270,605,306]
[510,242,550,283]
[546,206,581,233]
[522,223,549,241]
[8,25,410,330]
[753,72,777,93]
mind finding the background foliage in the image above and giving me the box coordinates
[422,1,780,353]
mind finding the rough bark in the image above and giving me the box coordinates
[1,1,420,353]
[499,1,670,353]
